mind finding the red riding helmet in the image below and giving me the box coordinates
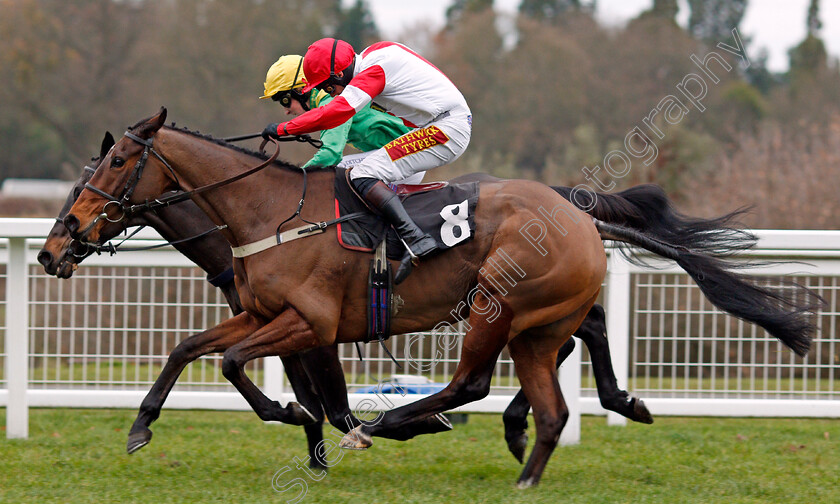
[301,38,356,93]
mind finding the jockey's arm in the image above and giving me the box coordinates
[279,66,386,136]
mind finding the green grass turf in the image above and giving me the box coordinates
[1,408,838,503]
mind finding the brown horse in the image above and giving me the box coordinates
[39,132,651,468]
[64,109,819,487]
[36,132,458,467]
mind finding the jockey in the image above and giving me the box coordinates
[260,54,420,177]
[262,39,472,283]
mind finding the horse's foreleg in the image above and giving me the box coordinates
[221,307,324,425]
[341,289,512,449]
[280,353,328,469]
[127,312,263,454]
[296,345,359,434]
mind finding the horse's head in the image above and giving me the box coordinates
[39,132,117,277]
[63,108,177,244]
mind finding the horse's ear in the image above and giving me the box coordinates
[100,132,115,158]
[136,107,167,139]
[156,106,167,127]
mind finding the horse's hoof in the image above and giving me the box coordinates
[506,431,528,464]
[339,426,373,450]
[286,402,319,425]
[516,477,537,489]
[127,428,152,454]
[631,397,654,424]
[309,459,329,471]
[433,413,453,432]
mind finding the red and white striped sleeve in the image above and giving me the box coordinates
[280,66,386,136]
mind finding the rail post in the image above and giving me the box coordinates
[559,337,581,445]
[5,237,29,439]
[263,356,286,405]
[606,251,631,426]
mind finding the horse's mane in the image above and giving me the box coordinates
[127,114,334,173]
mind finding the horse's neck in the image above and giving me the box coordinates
[161,131,329,247]
[132,201,232,279]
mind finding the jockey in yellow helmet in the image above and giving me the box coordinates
[261,54,419,175]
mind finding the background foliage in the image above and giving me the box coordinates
[1,0,838,228]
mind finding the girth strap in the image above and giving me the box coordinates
[230,212,366,258]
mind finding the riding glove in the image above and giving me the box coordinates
[262,123,282,141]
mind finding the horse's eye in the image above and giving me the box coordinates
[111,157,125,168]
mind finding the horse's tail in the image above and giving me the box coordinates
[552,184,756,260]
[593,218,823,357]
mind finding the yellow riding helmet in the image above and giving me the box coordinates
[260,55,307,100]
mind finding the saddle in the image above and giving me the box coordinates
[333,168,479,350]
[333,168,479,260]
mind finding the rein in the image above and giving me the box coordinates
[125,133,320,216]
[124,134,282,215]
[84,130,319,223]
[82,127,366,259]
[74,223,228,258]
[76,131,324,255]
[75,130,280,246]
[224,132,323,147]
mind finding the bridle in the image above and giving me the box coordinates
[58,164,105,259]
[76,129,278,240]
[82,131,177,226]
[76,128,324,245]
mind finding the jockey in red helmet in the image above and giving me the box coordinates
[262,38,472,283]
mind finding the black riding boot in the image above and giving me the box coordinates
[360,180,437,284]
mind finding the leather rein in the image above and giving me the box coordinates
[77,130,342,254]
[80,130,317,228]
[72,133,316,255]
[83,131,290,224]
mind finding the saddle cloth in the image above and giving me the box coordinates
[334,168,479,260]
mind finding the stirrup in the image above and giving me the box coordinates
[399,237,421,266]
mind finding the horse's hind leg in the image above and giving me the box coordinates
[503,337,576,463]
[340,288,512,449]
[502,304,654,462]
[509,336,567,488]
[507,290,601,488]
[508,322,584,489]
[577,304,652,424]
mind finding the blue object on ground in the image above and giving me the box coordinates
[354,383,447,394]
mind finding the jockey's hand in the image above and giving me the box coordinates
[261,123,283,141]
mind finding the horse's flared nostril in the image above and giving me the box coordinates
[63,214,80,237]
[37,250,53,268]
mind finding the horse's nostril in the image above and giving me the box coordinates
[64,214,80,236]
[37,250,53,268]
